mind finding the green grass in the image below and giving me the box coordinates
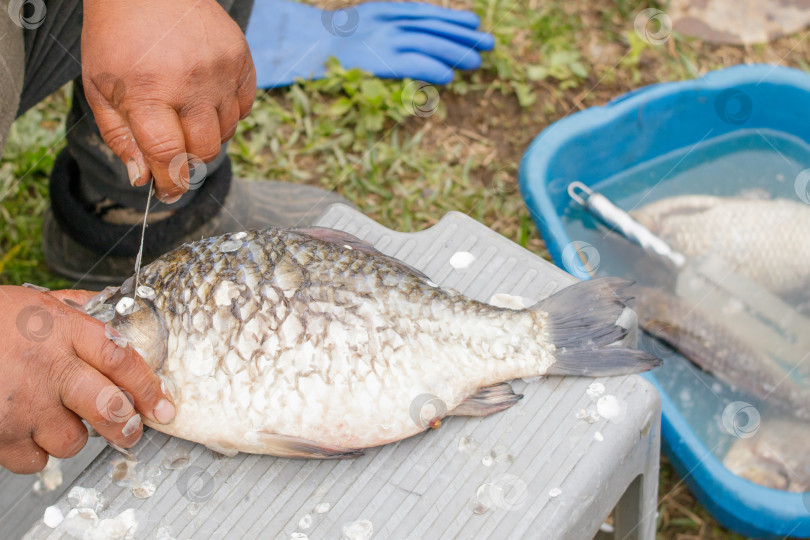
[0,85,70,289]
[2,0,808,537]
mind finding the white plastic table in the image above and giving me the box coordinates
[13,205,661,539]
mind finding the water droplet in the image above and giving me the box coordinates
[298,514,313,529]
[136,285,156,300]
[481,454,493,467]
[291,533,308,540]
[115,297,139,316]
[232,232,247,240]
[219,239,242,253]
[594,431,604,442]
[548,487,562,498]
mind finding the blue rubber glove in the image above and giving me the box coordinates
[246,0,495,88]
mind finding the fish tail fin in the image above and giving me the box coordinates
[534,277,661,376]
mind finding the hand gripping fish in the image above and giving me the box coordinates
[83,227,660,458]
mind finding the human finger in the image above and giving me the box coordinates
[32,411,88,459]
[217,99,241,143]
[67,315,175,427]
[0,439,49,474]
[127,103,189,203]
[83,78,151,187]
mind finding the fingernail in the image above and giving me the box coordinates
[153,399,176,424]
[159,192,182,205]
[126,159,140,186]
[121,414,142,437]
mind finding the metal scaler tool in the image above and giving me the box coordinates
[134,178,154,293]
[567,182,685,268]
[97,178,154,463]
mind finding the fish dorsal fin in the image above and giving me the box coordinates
[288,227,434,282]
[289,227,380,254]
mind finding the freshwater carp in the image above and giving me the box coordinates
[630,195,810,298]
[723,417,810,492]
[84,227,659,458]
[633,286,810,421]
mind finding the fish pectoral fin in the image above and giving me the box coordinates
[205,441,240,457]
[448,382,523,417]
[255,431,364,459]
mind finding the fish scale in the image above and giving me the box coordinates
[85,227,658,458]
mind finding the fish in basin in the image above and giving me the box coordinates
[632,286,810,422]
[723,416,810,493]
[630,194,810,298]
[84,227,659,458]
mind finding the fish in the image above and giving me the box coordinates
[630,195,810,298]
[723,417,810,492]
[633,286,810,421]
[83,227,660,458]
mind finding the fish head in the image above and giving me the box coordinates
[84,276,168,371]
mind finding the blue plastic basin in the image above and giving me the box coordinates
[519,64,810,538]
